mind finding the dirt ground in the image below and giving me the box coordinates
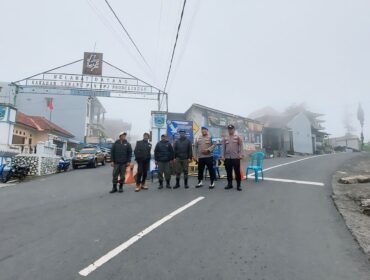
[332,152,370,256]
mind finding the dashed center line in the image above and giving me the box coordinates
[79,196,205,277]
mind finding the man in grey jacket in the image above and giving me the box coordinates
[194,126,216,189]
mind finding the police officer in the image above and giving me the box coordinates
[173,129,192,189]
[110,132,133,193]
[154,134,174,189]
[134,132,152,192]
[221,125,244,191]
[194,126,216,189]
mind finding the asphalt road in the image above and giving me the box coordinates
[0,153,370,280]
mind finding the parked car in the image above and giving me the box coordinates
[72,148,105,169]
[101,147,112,162]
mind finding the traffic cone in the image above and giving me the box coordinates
[240,160,246,181]
[125,163,136,184]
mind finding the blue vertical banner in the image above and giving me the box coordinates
[167,120,194,144]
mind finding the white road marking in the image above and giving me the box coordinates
[79,196,205,277]
[262,154,329,172]
[260,177,325,186]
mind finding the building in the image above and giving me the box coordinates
[14,111,74,156]
[15,91,106,143]
[167,103,264,152]
[0,103,18,164]
[253,107,328,155]
[329,134,361,151]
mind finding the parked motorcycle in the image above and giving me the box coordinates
[57,157,71,172]
[1,163,30,183]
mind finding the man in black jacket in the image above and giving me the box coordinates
[173,129,192,189]
[134,132,152,192]
[154,134,174,189]
[110,132,132,193]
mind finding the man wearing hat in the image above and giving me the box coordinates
[110,132,133,193]
[221,124,244,191]
[154,134,174,189]
[194,126,216,188]
[173,129,193,189]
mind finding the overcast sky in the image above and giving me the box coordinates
[1,0,369,140]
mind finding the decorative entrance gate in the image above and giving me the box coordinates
[12,52,168,112]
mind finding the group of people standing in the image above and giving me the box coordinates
[109,124,244,193]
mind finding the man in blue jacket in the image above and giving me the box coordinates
[154,134,174,189]
[110,132,132,193]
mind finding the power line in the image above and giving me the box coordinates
[104,0,152,71]
[163,0,187,92]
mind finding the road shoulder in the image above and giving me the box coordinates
[332,153,370,257]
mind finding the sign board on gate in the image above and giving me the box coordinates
[151,112,167,129]
[167,120,194,144]
[83,52,103,76]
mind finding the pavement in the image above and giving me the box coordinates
[332,153,370,256]
[0,153,370,280]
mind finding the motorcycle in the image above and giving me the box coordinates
[57,157,71,172]
[1,163,30,183]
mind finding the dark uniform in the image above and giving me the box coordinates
[222,125,244,190]
[111,137,132,192]
[173,131,192,188]
[134,138,152,187]
[154,136,174,188]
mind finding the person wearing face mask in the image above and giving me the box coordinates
[173,129,193,189]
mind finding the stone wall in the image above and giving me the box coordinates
[13,155,60,176]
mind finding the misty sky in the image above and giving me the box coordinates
[1,0,369,140]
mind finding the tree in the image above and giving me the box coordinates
[357,103,365,149]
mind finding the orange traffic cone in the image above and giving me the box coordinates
[125,163,136,184]
[240,160,246,181]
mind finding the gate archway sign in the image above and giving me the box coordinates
[12,52,168,112]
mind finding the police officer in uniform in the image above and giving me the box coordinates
[173,129,192,189]
[154,134,174,189]
[110,132,133,193]
[134,132,152,192]
[194,126,216,189]
[221,124,244,191]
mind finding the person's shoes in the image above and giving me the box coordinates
[195,180,203,188]
[224,185,233,190]
[237,186,242,191]
[141,183,148,190]
[166,180,171,189]
[184,178,189,189]
[118,183,124,193]
[174,178,180,189]
[158,181,163,189]
[110,184,118,193]
[135,184,141,192]
[209,182,215,189]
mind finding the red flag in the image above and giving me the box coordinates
[48,98,53,110]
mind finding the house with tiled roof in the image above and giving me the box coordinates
[13,111,74,156]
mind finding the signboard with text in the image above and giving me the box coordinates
[167,120,194,144]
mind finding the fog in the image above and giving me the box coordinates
[0,0,369,140]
